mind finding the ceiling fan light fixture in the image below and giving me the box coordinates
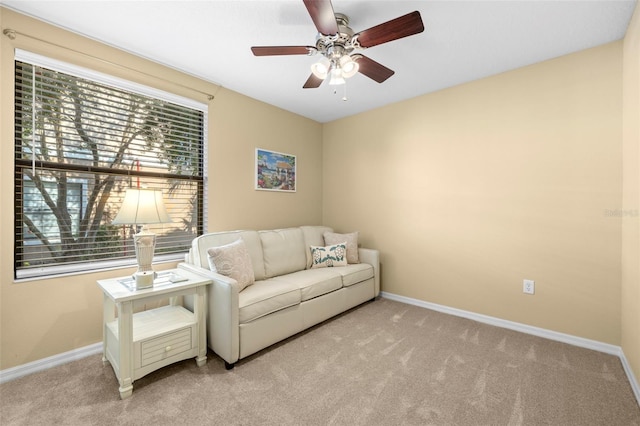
[251,5,425,92]
[310,58,330,79]
[328,68,346,86]
[339,55,359,78]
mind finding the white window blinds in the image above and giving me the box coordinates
[14,51,207,280]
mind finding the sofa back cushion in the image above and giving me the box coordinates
[192,230,266,281]
[300,226,333,268]
[259,228,307,278]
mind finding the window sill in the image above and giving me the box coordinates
[14,253,185,283]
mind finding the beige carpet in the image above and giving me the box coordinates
[1,298,639,425]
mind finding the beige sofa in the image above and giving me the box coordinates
[180,226,379,369]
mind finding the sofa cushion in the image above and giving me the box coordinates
[238,279,301,324]
[324,231,360,264]
[207,239,255,291]
[334,263,374,287]
[260,228,307,278]
[301,225,334,247]
[272,268,343,301]
[310,243,347,268]
[194,230,266,280]
[301,226,333,268]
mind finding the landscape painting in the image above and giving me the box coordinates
[255,148,296,192]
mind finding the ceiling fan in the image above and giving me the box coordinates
[251,0,425,89]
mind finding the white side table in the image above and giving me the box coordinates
[97,266,211,399]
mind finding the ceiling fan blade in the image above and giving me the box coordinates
[303,0,338,35]
[303,73,324,89]
[355,11,424,48]
[355,55,395,83]
[251,46,313,56]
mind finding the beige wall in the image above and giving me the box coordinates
[0,8,322,370]
[622,5,640,386]
[1,4,637,389]
[208,88,322,232]
[324,43,623,345]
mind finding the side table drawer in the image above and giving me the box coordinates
[140,327,193,368]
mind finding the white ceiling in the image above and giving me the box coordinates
[1,0,637,123]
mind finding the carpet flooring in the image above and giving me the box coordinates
[1,298,639,425]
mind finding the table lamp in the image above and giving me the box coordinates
[112,188,172,285]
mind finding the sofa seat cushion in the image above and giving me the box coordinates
[238,279,301,324]
[273,269,343,302]
[334,263,374,287]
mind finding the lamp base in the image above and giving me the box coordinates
[133,271,155,289]
[133,227,157,286]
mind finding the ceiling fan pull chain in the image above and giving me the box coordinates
[333,81,348,101]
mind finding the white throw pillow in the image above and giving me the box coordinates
[207,239,255,291]
[310,242,348,269]
[324,231,359,264]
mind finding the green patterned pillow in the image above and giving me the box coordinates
[310,242,347,268]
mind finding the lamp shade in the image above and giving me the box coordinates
[112,188,172,225]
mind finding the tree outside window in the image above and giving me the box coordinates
[14,56,206,279]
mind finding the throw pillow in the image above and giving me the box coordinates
[324,231,359,264]
[207,239,255,291]
[310,242,347,269]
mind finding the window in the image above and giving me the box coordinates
[14,50,207,280]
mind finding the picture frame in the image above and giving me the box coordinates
[255,148,297,192]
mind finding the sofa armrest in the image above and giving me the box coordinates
[177,262,241,365]
[178,262,224,281]
[358,248,380,296]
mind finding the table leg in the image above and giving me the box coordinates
[102,294,114,364]
[117,301,134,399]
[195,285,207,366]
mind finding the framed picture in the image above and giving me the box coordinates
[255,148,297,192]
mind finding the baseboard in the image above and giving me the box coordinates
[381,291,640,405]
[0,342,102,384]
[620,349,640,406]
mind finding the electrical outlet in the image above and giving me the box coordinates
[523,279,535,295]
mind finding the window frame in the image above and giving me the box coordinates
[13,49,208,281]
